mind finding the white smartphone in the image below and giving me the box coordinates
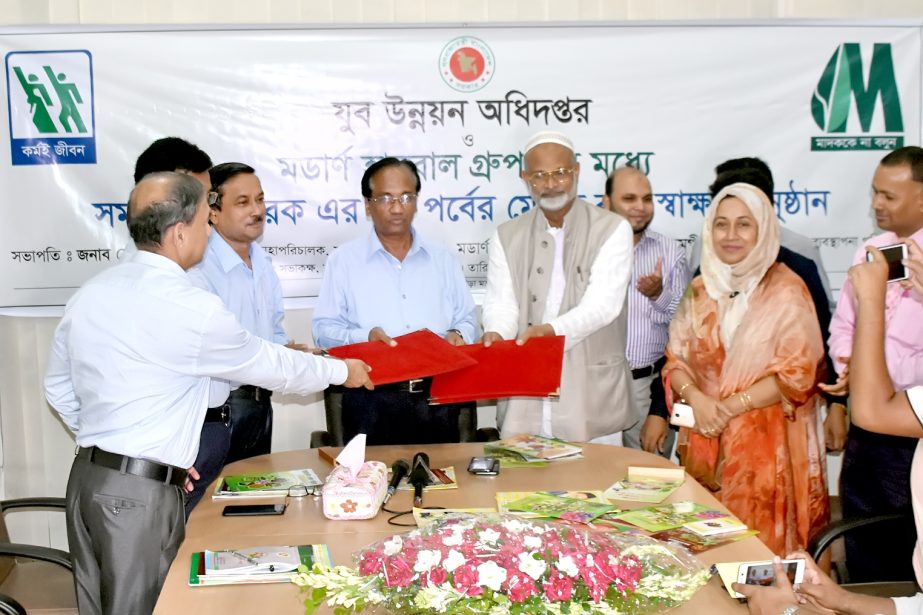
[868,242,909,283]
[670,402,696,428]
[734,559,805,599]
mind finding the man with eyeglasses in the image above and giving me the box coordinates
[185,162,307,516]
[313,157,478,444]
[482,131,635,443]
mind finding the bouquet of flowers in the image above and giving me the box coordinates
[295,513,711,614]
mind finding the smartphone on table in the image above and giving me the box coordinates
[734,559,805,599]
[467,456,500,476]
[868,243,909,283]
[222,503,287,517]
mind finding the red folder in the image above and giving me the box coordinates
[428,336,565,405]
[327,329,477,386]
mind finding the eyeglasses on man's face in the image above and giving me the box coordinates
[367,192,418,207]
[524,167,576,187]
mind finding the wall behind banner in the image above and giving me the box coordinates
[1,1,922,553]
[1,0,923,25]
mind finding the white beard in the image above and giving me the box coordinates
[537,186,576,212]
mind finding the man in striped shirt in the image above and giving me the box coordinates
[603,165,690,458]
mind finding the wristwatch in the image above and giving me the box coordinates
[447,328,464,339]
[780,605,799,615]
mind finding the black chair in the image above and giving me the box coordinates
[809,511,919,597]
[0,497,77,614]
[0,594,26,615]
[310,387,499,447]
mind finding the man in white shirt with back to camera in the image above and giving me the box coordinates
[44,172,371,615]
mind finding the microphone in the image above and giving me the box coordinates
[383,459,410,504]
[408,452,435,508]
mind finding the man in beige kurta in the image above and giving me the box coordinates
[481,131,635,442]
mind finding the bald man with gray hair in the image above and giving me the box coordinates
[481,131,635,443]
[45,172,371,615]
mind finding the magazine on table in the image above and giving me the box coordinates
[211,468,322,499]
[484,434,582,462]
[603,466,685,504]
[188,544,332,586]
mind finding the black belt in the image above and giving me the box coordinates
[229,385,272,402]
[631,356,667,380]
[77,446,187,488]
[374,378,428,394]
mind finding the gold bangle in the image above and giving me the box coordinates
[677,382,693,402]
[738,391,753,412]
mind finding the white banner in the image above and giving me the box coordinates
[1,24,919,307]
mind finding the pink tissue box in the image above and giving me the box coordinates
[321,461,387,520]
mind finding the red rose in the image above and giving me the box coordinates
[505,570,538,603]
[427,567,448,586]
[452,563,483,596]
[543,569,574,602]
[358,550,385,576]
[383,556,414,588]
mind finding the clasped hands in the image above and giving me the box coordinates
[685,387,741,439]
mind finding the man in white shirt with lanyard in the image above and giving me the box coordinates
[482,131,634,442]
[44,172,371,615]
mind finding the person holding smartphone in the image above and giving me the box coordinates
[826,146,923,583]
[736,241,923,615]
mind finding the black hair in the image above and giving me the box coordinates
[360,157,422,198]
[709,157,774,198]
[880,146,923,182]
[133,137,212,183]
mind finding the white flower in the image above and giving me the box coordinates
[383,536,403,556]
[585,553,595,568]
[556,554,579,578]
[479,528,501,544]
[502,518,526,533]
[517,552,547,580]
[442,549,466,572]
[477,560,508,591]
[523,534,542,550]
[413,549,442,573]
[442,528,464,547]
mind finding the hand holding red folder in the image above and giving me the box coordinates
[429,336,565,405]
[327,329,476,386]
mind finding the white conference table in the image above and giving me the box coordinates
[154,443,771,614]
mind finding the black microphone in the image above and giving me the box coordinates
[408,452,434,508]
[383,459,410,504]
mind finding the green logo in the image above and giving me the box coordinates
[810,43,904,151]
[12,64,87,134]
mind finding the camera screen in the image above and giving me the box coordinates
[880,245,906,281]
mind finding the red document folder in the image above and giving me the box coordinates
[428,336,565,405]
[327,329,477,386]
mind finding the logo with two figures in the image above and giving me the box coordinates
[439,37,494,93]
[811,42,904,152]
[5,50,96,165]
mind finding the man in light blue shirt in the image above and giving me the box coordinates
[44,172,371,615]
[186,162,301,512]
[313,157,477,444]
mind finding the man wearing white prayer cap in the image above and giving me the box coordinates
[481,131,636,442]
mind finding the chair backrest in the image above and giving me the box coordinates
[0,512,14,585]
[320,386,481,446]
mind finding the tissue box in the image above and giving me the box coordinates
[321,460,387,520]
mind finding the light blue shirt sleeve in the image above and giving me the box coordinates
[312,250,372,348]
[44,315,79,432]
[270,264,288,345]
[445,253,477,343]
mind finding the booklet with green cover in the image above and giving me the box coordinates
[499,491,616,524]
[188,544,332,586]
[212,468,322,499]
[610,501,725,532]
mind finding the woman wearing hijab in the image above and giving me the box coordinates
[662,182,829,554]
